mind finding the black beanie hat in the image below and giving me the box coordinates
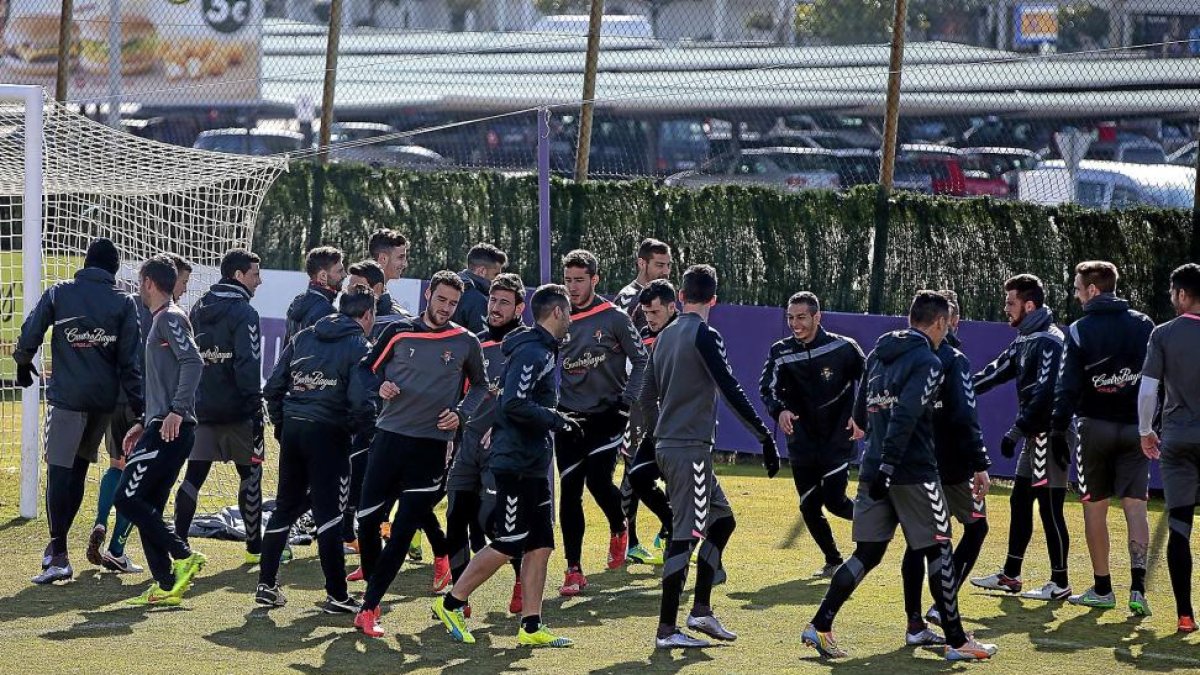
[84,238,120,275]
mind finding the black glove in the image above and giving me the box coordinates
[1000,426,1023,459]
[1050,432,1070,471]
[16,362,38,388]
[557,412,582,435]
[868,463,894,501]
[638,433,655,459]
[761,437,780,478]
[272,420,283,443]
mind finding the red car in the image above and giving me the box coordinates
[899,144,1009,198]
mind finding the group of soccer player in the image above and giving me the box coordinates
[15,228,1200,660]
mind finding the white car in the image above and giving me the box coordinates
[1016,160,1194,210]
[531,14,654,38]
[664,147,840,193]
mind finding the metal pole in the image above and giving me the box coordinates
[1193,116,1200,261]
[55,0,75,102]
[106,0,122,128]
[538,108,552,284]
[574,0,605,183]
[311,0,344,249]
[869,0,908,315]
[20,85,45,519]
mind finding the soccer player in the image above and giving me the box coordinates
[452,242,508,333]
[432,284,579,648]
[614,238,672,562]
[802,291,996,661]
[1139,263,1200,633]
[16,238,143,584]
[1052,261,1154,613]
[353,271,486,637]
[556,249,647,595]
[255,285,376,613]
[165,253,193,302]
[759,291,865,578]
[172,249,267,566]
[113,255,207,606]
[639,264,779,649]
[624,280,680,557]
[445,273,527,613]
[899,290,991,644]
[614,238,673,330]
[368,228,410,316]
[969,274,1072,599]
[285,246,345,343]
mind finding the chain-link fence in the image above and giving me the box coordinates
[0,0,1193,211]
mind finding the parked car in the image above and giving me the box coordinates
[663,147,840,193]
[1167,140,1197,167]
[1085,138,1167,165]
[1016,160,1195,210]
[899,144,1009,197]
[334,143,449,170]
[531,14,654,38]
[193,128,304,156]
[829,149,934,194]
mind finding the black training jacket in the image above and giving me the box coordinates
[14,267,142,415]
[450,270,490,335]
[933,333,989,484]
[759,327,865,459]
[1052,294,1154,430]
[265,313,373,431]
[489,324,563,478]
[973,309,1064,436]
[191,280,263,424]
[855,329,943,485]
[284,284,337,344]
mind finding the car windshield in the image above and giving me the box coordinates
[1120,147,1166,165]
[762,153,833,172]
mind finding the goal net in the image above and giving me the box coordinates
[0,87,286,520]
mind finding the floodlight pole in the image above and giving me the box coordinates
[869,0,908,315]
[1193,115,1200,261]
[55,0,75,102]
[575,0,605,183]
[310,0,344,249]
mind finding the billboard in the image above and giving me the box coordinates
[0,0,263,105]
[1013,3,1059,46]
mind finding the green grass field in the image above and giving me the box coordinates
[0,456,1197,675]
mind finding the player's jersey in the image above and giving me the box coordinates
[615,279,647,330]
[191,280,262,424]
[559,296,647,414]
[973,307,1063,436]
[143,301,204,425]
[465,320,523,438]
[1142,313,1200,443]
[932,333,989,484]
[285,284,337,344]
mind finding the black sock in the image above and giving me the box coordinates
[1094,574,1113,596]
[924,543,967,648]
[812,542,886,632]
[1168,506,1195,618]
[659,540,691,628]
[900,546,926,624]
[1052,568,1070,588]
[444,593,467,611]
[953,519,989,589]
[1004,478,1035,578]
[1131,567,1147,594]
[522,614,541,633]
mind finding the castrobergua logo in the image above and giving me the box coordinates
[564,351,607,374]
[292,371,338,391]
[199,347,233,363]
[64,327,118,347]
[866,390,899,412]
[1092,368,1140,393]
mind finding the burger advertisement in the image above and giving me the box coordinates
[0,0,262,104]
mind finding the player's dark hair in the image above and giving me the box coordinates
[1075,260,1119,293]
[562,249,599,277]
[489,272,525,302]
[639,278,677,307]
[637,238,671,261]
[305,246,343,278]
[681,264,717,304]
[139,255,177,296]
[165,252,192,274]
[467,242,508,270]
[348,260,385,289]
[429,270,466,296]
[220,248,260,280]
[1170,262,1200,299]
[787,291,821,314]
[339,284,375,319]
[909,290,951,326]
[1004,273,1045,308]
[531,283,570,321]
[368,229,407,259]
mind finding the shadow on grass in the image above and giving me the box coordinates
[0,568,147,624]
[726,575,831,610]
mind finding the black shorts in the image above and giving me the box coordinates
[485,471,555,557]
[356,431,447,522]
[554,406,627,479]
[105,404,140,461]
[1076,418,1148,502]
[788,447,853,502]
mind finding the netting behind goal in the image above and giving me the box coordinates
[0,92,286,518]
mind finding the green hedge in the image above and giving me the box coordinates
[253,164,1194,323]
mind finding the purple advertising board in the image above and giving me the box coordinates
[260,302,1163,488]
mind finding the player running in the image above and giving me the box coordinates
[1052,261,1154,613]
[285,246,345,343]
[639,264,779,649]
[556,250,647,595]
[432,284,579,648]
[969,274,1072,600]
[899,290,991,644]
[802,291,997,662]
[613,238,672,563]
[452,243,508,333]
[172,249,267,567]
[1139,263,1200,633]
[445,273,527,614]
[759,291,865,578]
[353,271,486,637]
[256,285,375,613]
[113,255,207,606]
[16,238,143,585]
